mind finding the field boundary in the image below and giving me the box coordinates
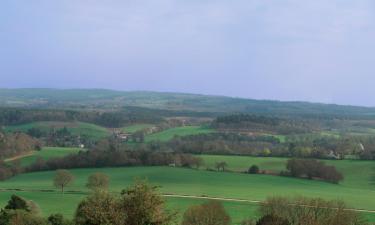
[1,188,375,214]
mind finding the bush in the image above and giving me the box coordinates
[286,158,343,183]
[248,165,260,174]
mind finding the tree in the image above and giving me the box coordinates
[182,201,231,225]
[0,210,48,225]
[248,165,260,174]
[53,170,74,193]
[120,180,176,225]
[75,191,124,225]
[86,172,110,191]
[4,195,29,211]
[215,161,228,172]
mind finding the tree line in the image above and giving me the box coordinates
[24,140,203,174]
[0,107,164,128]
[284,158,344,184]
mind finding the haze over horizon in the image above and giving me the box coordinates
[1,0,374,106]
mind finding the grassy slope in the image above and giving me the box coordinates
[121,124,155,133]
[6,147,82,166]
[1,166,375,210]
[200,155,375,191]
[5,121,109,140]
[145,126,214,142]
[0,191,258,224]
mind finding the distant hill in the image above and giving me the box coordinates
[1,88,375,118]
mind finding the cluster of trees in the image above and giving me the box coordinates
[164,133,280,156]
[0,161,23,181]
[285,159,344,184]
[0,132,40,159]
[159,132,375,159]
[27,127,93,148]
[211,114,313,135]
[0,107,164,128]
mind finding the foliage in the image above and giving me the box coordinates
[25,141,202,173]
[286,158,343,183]
[182,201,231,225]
[0,209,48,225]
[215,161,228,172]
[259,196,368,225]
[4,195,29,211]
[75,191,125,225]
[120,180,176,225]
[248,165,260,174]
[86,173,110,191]
[256,215,290,225]
[0,132,40,159]
[48,214,73,225]
[53,170,75,193]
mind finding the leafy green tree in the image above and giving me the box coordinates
[53,170,74,193]
[248,165,260,174]
[4,195,29,211]
[75,191,124,225]
[86,172,110,191]
[120,180,176,225]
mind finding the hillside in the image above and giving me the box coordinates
[2,89,375,118]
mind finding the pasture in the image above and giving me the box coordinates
[144,126,214,142]
[5,147,82,166]
[121,124,155,133]
[199,155,375,190]
[1,165,375,223]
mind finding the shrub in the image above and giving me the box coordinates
[248,165,260,174]
[286,158,343,183]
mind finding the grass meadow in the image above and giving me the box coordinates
[5,147,82,166]
[1,165,375,223]
[144,126,214,142]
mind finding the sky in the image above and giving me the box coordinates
[0,0,375,106]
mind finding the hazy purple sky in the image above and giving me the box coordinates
[1,1,375,106]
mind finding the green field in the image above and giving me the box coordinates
[121,124,155,133]
[199,154,375,191]
[5,147,82,166]
[5,121,110,140]
[1,165,375,222]
[145,126,214,142]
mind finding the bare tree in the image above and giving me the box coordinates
[53,170,74,193]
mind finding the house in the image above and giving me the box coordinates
[115,132,132,142]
